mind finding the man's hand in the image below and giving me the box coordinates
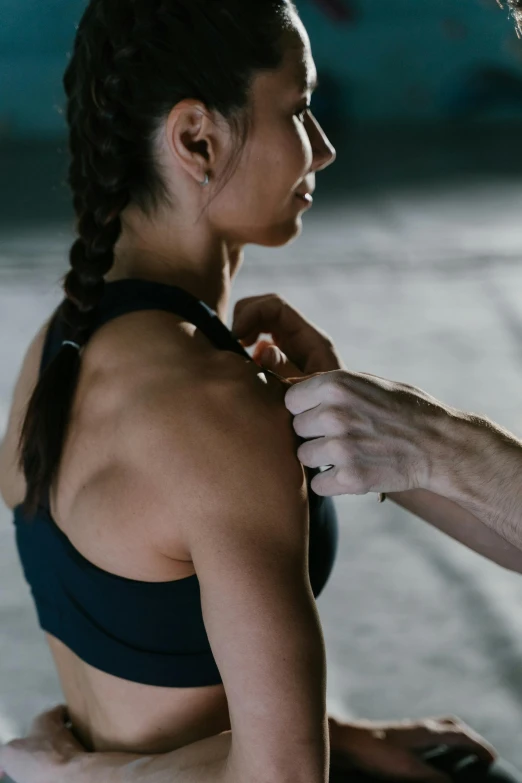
[233,291,455,498]
[282,368,457,497]
[232,293,522,564]
[329,716,496,782]
[0,705,83,783]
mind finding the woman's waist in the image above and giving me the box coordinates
[47,631,230,754]
[69,679,230,754]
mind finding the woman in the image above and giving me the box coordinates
[0,1,502,781]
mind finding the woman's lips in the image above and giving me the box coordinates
[295,193,314,206]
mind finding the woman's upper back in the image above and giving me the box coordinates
[10,278,338,689]
[40,279,244,581]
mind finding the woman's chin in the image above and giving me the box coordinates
[257,217,304,248]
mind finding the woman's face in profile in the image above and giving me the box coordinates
[208,17,337,250]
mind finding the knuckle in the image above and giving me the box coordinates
[338,464,368,493]
[354,468,371,493]
[327,375,350,403]
[330,437,351,462]
[320,406,346,430]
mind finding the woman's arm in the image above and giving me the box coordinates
[131,359,329,783]
[5,361,327,783]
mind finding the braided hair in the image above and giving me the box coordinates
[18,0,298,518]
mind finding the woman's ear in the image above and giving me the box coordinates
[164,99,222,186]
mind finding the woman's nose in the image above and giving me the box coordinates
[309,115,337,172]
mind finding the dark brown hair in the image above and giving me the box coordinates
[18,0,298,518]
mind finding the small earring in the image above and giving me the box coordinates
[201,173,210,187]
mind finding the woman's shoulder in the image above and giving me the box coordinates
[120,341,307,567]
[81,307,291,467]
[85,306,282,411]
[128,338,300,461]
[109,310,298,465]
[72,308,307,566]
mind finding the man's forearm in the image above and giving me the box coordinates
[423,409,522,551]
[388,486,522,573]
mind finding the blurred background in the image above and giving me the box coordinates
[2,0,522,770]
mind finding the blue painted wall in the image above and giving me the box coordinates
[1,0,521,138]
[301,0,522,124]
[0,0,85,137]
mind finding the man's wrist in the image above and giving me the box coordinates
[423,406,486,497]
[426,407,521,507]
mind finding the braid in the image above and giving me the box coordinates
[18,4,133,516]
[60,12,133,346]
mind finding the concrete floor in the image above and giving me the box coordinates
[2,126,522,768]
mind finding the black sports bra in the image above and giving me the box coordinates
[13,278,339,687]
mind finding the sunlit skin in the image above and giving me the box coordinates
[106,13,337,323]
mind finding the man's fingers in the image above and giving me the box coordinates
[284,372,334,414]
[309,465,364,497]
